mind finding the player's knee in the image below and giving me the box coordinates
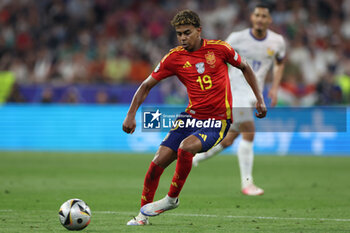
[221,137,234,148]
[179,137,201,155]
[239,121,255,133]
[152,146,178,168]
[242,132,254,142]
[178,142,195,154]
[220,131,238,148]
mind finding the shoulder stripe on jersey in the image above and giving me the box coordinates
[203,39,207,47]
[161,46,184,63]
[207,40,233,51]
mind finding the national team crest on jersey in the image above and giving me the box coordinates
[205,51,216,67]
[267,48,275,57]
[195,62,205,74]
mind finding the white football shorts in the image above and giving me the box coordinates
[230,90,256,131]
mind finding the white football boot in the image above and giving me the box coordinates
[126,212,149,226]
[241,184,264,196]
[192,152,211,167]
[140,195,179,216]
[192,153,203,167]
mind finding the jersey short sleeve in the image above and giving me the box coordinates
[220,41,241,68]
[275,35,286,63]
[151,53,175,81]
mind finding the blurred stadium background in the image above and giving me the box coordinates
[0,0,350,155]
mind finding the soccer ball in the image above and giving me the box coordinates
[58,198,91,231]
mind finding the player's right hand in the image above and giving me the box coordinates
[122,116,136,134]
[255,100,267,118]
[268,88,278,107]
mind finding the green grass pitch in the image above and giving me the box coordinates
[0,151,350,232]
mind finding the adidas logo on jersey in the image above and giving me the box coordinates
[183,61,192,68]
[198,133,207,141]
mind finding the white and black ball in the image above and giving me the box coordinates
[58,198,91,231]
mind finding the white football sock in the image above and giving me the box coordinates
[137,212,148,219]
[193,144,224,164]
[166,195,178,203]
[237,139,254,188]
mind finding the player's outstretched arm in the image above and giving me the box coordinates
[238,60,267,118]
[123,76,159,134]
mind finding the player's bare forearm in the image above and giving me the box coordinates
[269,60,285,107]
[126,76,158,117]
[271,61,285,90]
[123,76,159,134]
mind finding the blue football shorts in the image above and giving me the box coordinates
[160,112,231,153]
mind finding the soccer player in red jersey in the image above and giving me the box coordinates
[123,10,266,225]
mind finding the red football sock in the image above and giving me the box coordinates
[141,161,164,207]
[168,148,194,198]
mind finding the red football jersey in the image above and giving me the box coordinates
[151,39,241,121]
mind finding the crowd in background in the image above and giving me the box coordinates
[1,0,350,105]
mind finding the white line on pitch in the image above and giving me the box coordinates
[96,210,350,222]
[1,209,349,222]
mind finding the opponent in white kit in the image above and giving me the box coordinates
[193,2,286,196]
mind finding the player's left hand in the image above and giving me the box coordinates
[268,88,278,107]
[255,99,267,118]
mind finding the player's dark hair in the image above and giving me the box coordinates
[254,2,272,12]
[171,10,201,28]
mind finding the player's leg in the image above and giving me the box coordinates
[237,121,255,188]
[142,146,177,206]
[192,130,239,166]
[128,114,191,226]
[168,119,231,199]
[141,135,202,217]
[238,122,264,196]
[168,135,202,196]
[127,146,177,225]
[141,119,231,217]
